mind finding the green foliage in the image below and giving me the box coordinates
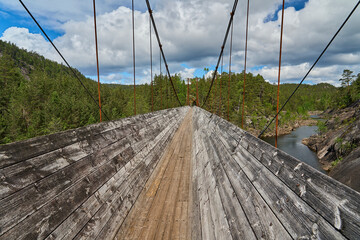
[1,38,358,144]
[332,157,343,167]
[316,121,327,134]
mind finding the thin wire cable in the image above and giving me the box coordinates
[93,0,102,122]
[227,20,234,121]
[146,0,182,106]
[212,74,217,113]
[19,0,110,121]
[241,0,250,129]
[258,0,360,138]
[187,78,190,105]
[275,0,285,148]
[219,71,222,117]
[132,0,136,115]
[219,54,223,116]
[221,55,224,74]
[149,14,153,112]
[201,0,238,108]
[160,46,163,109]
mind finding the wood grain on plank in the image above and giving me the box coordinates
[114,109,192,240]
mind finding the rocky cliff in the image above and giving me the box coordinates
[302,100,360,192]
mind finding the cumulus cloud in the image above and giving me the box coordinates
[1,0,359,85]
[0,27,62,63]
[178,68,196,79]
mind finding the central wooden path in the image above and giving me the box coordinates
[115,109,193,240]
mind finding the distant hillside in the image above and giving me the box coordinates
[0,39,344,144]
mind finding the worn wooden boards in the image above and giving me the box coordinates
[191,106,360,240]
[1,106,359,239]
[115,108,193,240]
[0,107,189,239]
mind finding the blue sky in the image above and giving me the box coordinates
[0,0,359,86]
[264,0,309,22]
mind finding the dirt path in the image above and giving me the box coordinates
[115,109,193,240]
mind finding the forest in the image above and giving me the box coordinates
[1,39,359,144]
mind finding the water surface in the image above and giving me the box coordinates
[262,126,325,173]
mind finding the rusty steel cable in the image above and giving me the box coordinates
[258,0,360,138]
[201,0,238,108]
[93,0,102,122]
[275,0,285,148]
[187,78,190,105]
[132,0,136,115]
[149,14,154,112]
[227,20,234,121]
[241,0,250,129]
[146,0,182,106]
[160,47,163,109]
[19,0,110,121]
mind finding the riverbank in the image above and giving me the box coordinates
[302,100,360,192]
[246,115,318,137]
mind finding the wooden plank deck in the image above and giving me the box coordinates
[0,106,359,239]
[114,109,193,240]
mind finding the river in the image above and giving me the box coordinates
[262,125,325,173]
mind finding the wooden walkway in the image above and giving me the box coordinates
[0,106,359,239]
[115,109,193,239]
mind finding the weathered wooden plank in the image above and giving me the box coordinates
[203,135,258,240]
[0,109,168,169]
[0,111,170,200]
[190,110,203,240]
[194,108,290,240]
[218,131,346,239]
[75,107,189,240]
[214,112,360,239]
[209,132,292,239]
[0,108,186,239]
[97,118,182,240]
[61,117,182,240]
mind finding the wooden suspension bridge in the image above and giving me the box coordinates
[1,0,360,239]
[0,107,359,239]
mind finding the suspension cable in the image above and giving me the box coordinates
[160,46,163,109]
[19,0,110,121]
[145,0,182,106]
[149,14,154,112]
[241,0,250,129]
[258,0,360,138]
[201,0,238,108]
[228,20,234,121]
[275,0,285,148]
[212,74,217,113]
[132,0,136,115]
[93,0,102,122]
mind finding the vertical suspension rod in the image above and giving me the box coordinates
[93,0,102,122]
[187,78,190,105]
[196,78,199,106]
[275,0,285,147]
[160,48,163,109]
[242,0,250,129]
[149,14,153,112]
[132,0,136,115]
[228,19,234,121]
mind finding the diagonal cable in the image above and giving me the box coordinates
[201,0,239,108]
[145,0,182,106]
[19,0,110,121]
[258,0,360,138]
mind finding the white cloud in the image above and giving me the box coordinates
[0,27,62,63]
[178,68,196,79]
